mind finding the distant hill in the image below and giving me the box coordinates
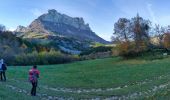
[15,9,110,54]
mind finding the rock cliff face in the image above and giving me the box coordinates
[16,9,109,44]
[38,9,91,31]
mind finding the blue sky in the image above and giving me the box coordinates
[0,0,170,41]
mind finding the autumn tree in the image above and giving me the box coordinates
[162,33,170,49]
[112,14,151,57]
[112,18,131,55]
[151,24,166,47]
[113,18,131,42]
[129,14,151,52]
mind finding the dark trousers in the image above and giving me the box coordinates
[0,71,6,81]
[31,82,37,96]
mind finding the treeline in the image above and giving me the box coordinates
[0,31,79,65]
[12,50,79,66]
[112,14,170,59]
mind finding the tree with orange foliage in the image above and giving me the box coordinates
[130,14,150,52]
[163,33,170,49]
[112,14,151,57]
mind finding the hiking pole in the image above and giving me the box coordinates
[37,81,40,90]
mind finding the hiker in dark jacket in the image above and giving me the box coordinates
[0,59,3,80]
[0,59,7,81]
[29,65,40,96]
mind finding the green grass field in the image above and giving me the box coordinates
[2,57,170,99]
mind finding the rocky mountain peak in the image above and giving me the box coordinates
[48,9,58,15]
[15,9,109,44]
[38,9,91,31]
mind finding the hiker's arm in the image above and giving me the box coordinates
[37,70,40,78]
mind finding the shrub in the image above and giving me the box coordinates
[12,50,80,66]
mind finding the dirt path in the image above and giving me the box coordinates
[5,73,170,99]
[105,81,170,100]
[6,80,170,100]
[9,73,170,93]
[0,82,70,100]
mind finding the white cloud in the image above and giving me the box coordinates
[147,3,158,24]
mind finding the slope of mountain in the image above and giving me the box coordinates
[15,9,110,54]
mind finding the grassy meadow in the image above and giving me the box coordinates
[2,57,170,99]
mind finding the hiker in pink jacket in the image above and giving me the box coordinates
[29,65,40,96]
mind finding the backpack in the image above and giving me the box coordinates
[2,64,7,71]
[30,70,38,83]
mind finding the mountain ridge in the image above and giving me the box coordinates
[15,9,110,54]
[16,9,109,44]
